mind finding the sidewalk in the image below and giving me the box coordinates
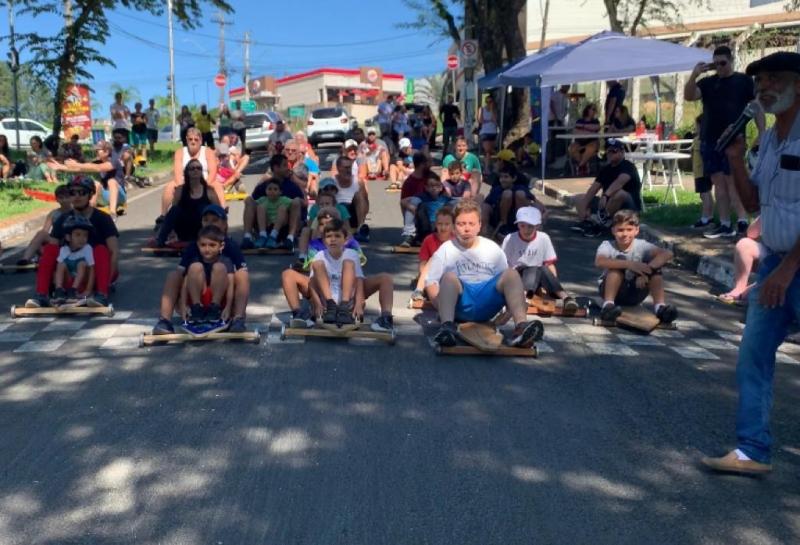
[537,176,737,290]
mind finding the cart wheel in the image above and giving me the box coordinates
[435,345,443,356]
[279,324,287,341]
[533,346,539,358]
[592,317,599,326]
[138,333,145,348]
[252,330,262,344]
[389,331,397,346]
[10,305,17,318]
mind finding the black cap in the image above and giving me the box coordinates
[746,51,800,77]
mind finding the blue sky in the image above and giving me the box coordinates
[1,0,453,116]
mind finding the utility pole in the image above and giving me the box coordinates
[539,0,550,50]
[215,10,231,106]
[463,4,475,146]
[244,31,251,101]
[167,0,177,141]
[6,0,21,150]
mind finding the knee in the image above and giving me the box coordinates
[514,190,528,203]
[441,271,459,286]
[500,190,513,201]
[187,262,204,275]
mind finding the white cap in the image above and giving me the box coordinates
[514,206,542,226]
[344,139,358,149]
[399,137,412,149]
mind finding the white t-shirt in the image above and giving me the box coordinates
[110,102,131,130]
[501,231,557,268]
[425,237,508,287]
[145,107,160,130]
[310,248,364,303]
[57,244,95,267]
[595,238,658,281]
[335,177,360,205]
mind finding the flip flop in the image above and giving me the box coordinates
[717,292,746,306]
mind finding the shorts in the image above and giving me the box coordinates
[99,184,127,207]
[147,129,158,143]
[344,201,358,228]
[590,192,639,213]
[694,176,712,193]
[480,133,497,143]
[64,258,88,277]
[455,273,506,323]
[598,275,651,306]
[701,141,730,176]
[131,130,148,146]
[188,286,227,308]
[61,271,88,291]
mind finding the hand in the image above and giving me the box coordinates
[692,62,709,77]
[758,263,796,308]
[353,304,364,321]
[724,134,747,161]
[629,262,653,276]
[635,275,649,290]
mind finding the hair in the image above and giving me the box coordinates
[186,127,202,139]
[582,104,597,118]
[713,45,732,59]
[611,209,640,228]
[454,198,481,220]
[0,134,8,157]
[322,218,348,236]
[270,153,287,171]
[30,135,43,148]
[264,178,281,190]
[336,155,353,172]
[197,225,226,244]
[316,205,341,221]
[426,171,442,184]
[55,184,70,198]
[499,163,519,178]
[412,151,428,168]
[447,160,463,174]
[180,159,207,207]
[455,136,468,146]
[436,206,455,221]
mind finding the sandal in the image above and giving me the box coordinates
[717,292,746,306]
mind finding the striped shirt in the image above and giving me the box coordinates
[751,110,800,253]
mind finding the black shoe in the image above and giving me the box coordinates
[509,320,544,348]
[571,220,594,233]
[240,237,255,250]
[153,215,165,232]
[52,287,68,305]
[87,293,109,308]
[188,303,206,324]
[228,316,247,333]
[15,258,31,267]
[65,288,79,303]
[704,224,735,239]
[600,303,622,322]
[691,219,712,229]
[205,302,222,323]
[399,235,414,248]
[25,294,50,308]
[336,301,356,325]
[563,296,579,312]
[737,220,749,236]
[322,299,338,324]
[370,314,394,332]
[433,321,458,347]
[152,317,175,335]
[656,304,678,324]
[354,224,370,243]
[290,308,315,329]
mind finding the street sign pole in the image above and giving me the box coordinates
[7,1,21,151]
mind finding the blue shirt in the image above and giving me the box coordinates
[304,157,320,174]
[179,236,247,272]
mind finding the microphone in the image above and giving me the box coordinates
[715,102,758,153]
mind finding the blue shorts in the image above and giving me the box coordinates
[455,273,506,323]
[100,184,127,207]
[131,131,148,146]
[701,141,730,176]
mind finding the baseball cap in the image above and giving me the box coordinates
[493,149,516,162]
[344,139,358,149]
[367,127,377,134]
[318,177,338,192]
[606,138,624,150]
[398,137,412,149]
[514,206,542,226]
[202,204,228,221]
[746,51,800,76]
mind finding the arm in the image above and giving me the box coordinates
[205,148,218,184]
[725,135,760,213]
[173,148,184,184]
[646,247,673,270]
[0,154,10,178]
[683,63,706,101]
[595,255,652,275]
[603,173,632,198]
[49,159,113,174]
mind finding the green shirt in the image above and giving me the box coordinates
[256,195,292,224]
[308,203,351,223]
[442,152,481,173]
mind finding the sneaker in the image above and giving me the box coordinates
[152,317,175,335]
[254,235,270,249]
[371,314,394,332]
[355,224,370,243]
[704,224,735,239]
[433,321,458,347]
[87,293,109,308]
[282,238,295,250]
[322,299,338,324]
[571,220,594,233]
[15,258,31,267]
[265,236,279,249]
[290,308,315,329]
[737,220,749,236]
[509,320,544,348]
[411,289,425,301]
[24,294,50,308]
[153,215,165,232]
[562,296,579,312]
[188,303,206,324]
[52,287,68,305]
[691,218,712,229]
[205,302,222,323]
[600,303,622,322]
[656,304,678,324]
[399,235,414,248]
[582,224,606,238]
[65,288,79,303]
[701,450,772,475]
[336,301,356,325]
[228,316,247,333]
[240,237,255,250]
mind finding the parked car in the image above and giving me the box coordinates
[0,117,49,149]
[244,111,283,152]
[306,107,349,147]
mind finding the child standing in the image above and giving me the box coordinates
[255,178,293,249]
[502,207,578,310]
[310,219,394,332]
[181,225,234,325]
[594,210,677,323]
[412,206,454,301]
[53,215,95,305]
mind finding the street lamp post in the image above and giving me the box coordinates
[7,0,22,151]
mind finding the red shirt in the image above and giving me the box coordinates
[401,174,427,199]
[419,233,450,261]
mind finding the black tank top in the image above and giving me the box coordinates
[174,185,211,241]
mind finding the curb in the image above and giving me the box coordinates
[538,182,735,289]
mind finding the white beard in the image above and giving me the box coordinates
[759,84,796,114]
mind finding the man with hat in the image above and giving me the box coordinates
[153,204,250,335]
[703,51,800,475]
[573,138,642,237]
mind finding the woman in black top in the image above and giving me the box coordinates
[155,159,219,246]
[611,105,636,132]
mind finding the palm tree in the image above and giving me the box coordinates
[413,73,448,112]
[109,84,141,105]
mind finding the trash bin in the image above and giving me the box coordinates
[91,129,106,144]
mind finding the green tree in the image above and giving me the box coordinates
[6,0,232,142]
[0,63,53,121]
[109,83,141,105]
[602,0,701,35]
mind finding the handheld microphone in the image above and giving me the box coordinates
[715,102,758,153]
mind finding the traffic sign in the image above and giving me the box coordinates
[288,105,305,118]
[460,40,479,68]
[447,54,458,70]
[214,73,227,88]
[230,100,256,113]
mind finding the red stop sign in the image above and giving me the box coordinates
[214,73,227,88]
[447,55,458,70]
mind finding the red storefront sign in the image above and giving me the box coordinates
[62,84,92,140]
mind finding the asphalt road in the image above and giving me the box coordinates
[0,153,799,544]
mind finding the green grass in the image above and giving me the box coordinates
[640,188,702,229]
[0,185,53,221]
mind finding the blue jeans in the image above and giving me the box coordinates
[736,253,800,463]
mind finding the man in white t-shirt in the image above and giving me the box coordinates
[425,199,544,347]
[501,206,577,309]
[110,92,131,141]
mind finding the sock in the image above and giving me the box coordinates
[700,216,709,223]
[243,233,253,240]
[269,229,279,239]
[259,230,268,238]
[287,234,295,242]
[734,448,751,461]
[602,300,615,309]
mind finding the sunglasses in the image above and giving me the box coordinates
[69,190,89,196]
[714,60,728,67]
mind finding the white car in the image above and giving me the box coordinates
[0,117,49,148]
[244,111,283,152]
[306,107,349,147]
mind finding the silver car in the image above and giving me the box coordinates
[244,111,283,152]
